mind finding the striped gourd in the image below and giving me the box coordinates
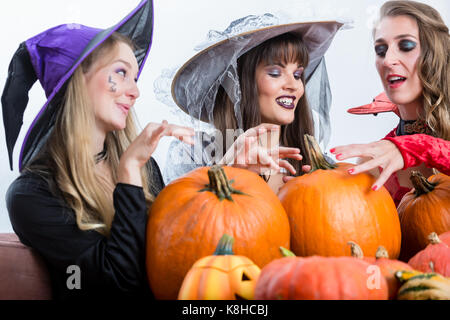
[395,270,450,300]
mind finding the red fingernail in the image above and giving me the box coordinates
[336,153,342,160]
[372,185,378,191]
[330,148,336,153]
[348,168,354,174]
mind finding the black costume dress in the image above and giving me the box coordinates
[6,157,164,300]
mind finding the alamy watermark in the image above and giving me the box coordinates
[172,128,281,169]
[66,265,81,290]
[366,264,382,290]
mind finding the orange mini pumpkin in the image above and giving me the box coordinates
[278,135,401,258]
[397,171,450,261]
[146,165,290,299]
[178,234,261,300]
[408,232,450,277]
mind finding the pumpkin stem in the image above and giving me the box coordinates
[427,232,441,245]
[303,134,337,172]
[213,234,235,255]
[200,165,248,201]
[375,246,390,259]
[279,247,296,257]
[348,241,364,259]
[410,171,437,197]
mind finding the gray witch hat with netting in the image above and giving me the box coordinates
[170,14,348,147]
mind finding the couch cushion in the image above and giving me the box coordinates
[0,233,52,300]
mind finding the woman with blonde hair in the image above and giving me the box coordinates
[332,0,450,205]
[2,0,193,299]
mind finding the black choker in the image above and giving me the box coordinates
[94,147,107,164]
[396,119,432,136]
[259,173,271,182]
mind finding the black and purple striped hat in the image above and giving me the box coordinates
[2,0,153,171]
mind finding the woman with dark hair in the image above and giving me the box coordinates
[165,15,346,193]
[215,34,312,163]
[332,0,450,206]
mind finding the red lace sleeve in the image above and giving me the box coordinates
[383,134,450,174]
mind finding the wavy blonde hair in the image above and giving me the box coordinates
[377,0,450,140]
[31,33,154,235]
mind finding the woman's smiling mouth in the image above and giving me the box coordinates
[117,103,130,115]
[276,96,296,109]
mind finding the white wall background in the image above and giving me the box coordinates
[0,0,448,232]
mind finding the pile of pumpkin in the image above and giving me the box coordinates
[145,135,450,300]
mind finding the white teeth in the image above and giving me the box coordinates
[277,98,294,105]
[389,76,406,83]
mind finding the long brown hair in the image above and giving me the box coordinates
[377,0,450,140]
[27,33,154,235]
[213,32,314,174]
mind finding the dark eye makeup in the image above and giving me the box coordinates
[399,39,417,51]
[375,39,417,57]
[375,44,388,57]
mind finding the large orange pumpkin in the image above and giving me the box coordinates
[397,171,450,261]
[178,234,261,300]
[278,135,401,258]
[146,165,290,299]
[254,249,388,300]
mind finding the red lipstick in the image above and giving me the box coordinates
[386,74,407,89]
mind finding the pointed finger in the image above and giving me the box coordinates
[372,166,394,191]
[302,165,311,173]
[278,159,296,175]
[257,148,280,171]
[348,158,381,176]
[331,144,370,161]
[282,175,295,183]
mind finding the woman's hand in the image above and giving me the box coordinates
[118,120,194,186]
[219,123,303,176]
[329,140,404,191]
[282,165,311,183]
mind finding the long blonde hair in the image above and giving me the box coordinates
[29,33,154,235]
[377,0,450,140]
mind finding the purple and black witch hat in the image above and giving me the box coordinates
[2,0,153,171]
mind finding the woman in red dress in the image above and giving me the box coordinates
[331,0,450,206]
